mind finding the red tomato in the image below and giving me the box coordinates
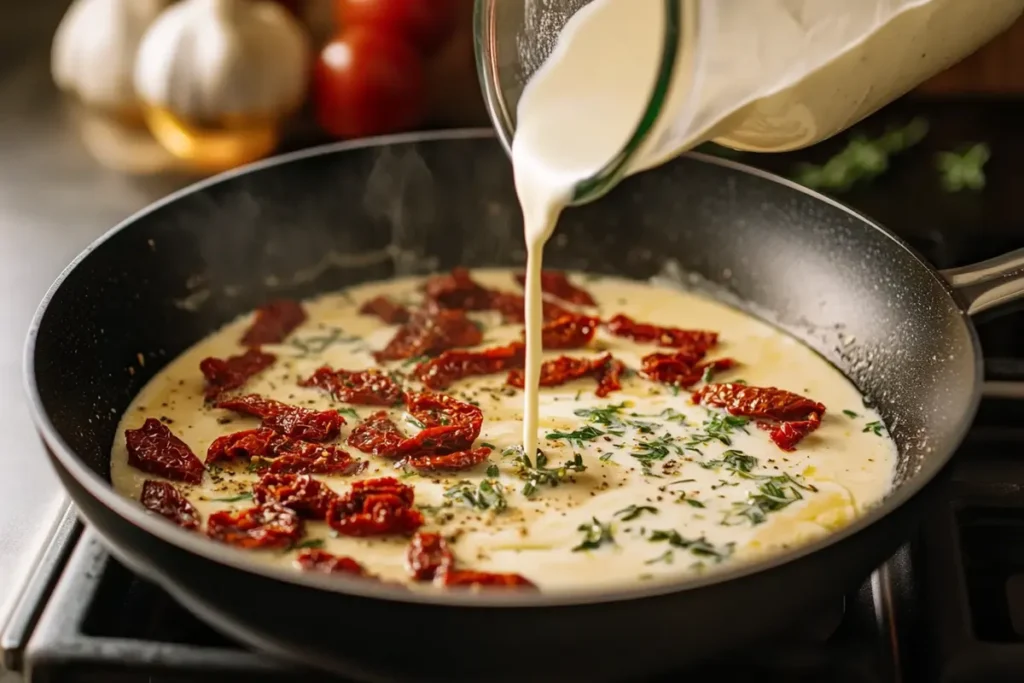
[336,0,460,56]
[314,28,428,139]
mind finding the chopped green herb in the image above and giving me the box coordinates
[937,143,989,192]
[842,409,859,418]
[574,402,630,426]
[480,442,497,449]
[644,550,675,565]
[648,529,734,562]
[444,479,508,513]
[725,474,817,526]
[337,407,360,421]
[732,379,748,385]
[700,449,758,474]
[486,463,500,478]
[209,492,253,503]
[572,517,616,552]
[631,434,682,474]
[288,328,357,356]
[402,412,427,430]
[683,412,750,452]
[863,421,885,436]
[546,425,606,447]
[401,354,430,367]
[792,117,929,193]
[682,497,706,509]
[700,364,716,384]
[292,538,325,550]
[614,504,658,521]
[513,451,587,498]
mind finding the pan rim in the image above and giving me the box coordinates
[23,127,982,608]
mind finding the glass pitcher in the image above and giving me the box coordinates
[474,0,1024,206]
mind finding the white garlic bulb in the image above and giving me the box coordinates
[134,0,311,121]
[51,0,169,112]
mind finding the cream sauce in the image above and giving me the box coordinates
[111,270,897,592]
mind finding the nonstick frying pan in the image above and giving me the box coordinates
[25,129,1024,682]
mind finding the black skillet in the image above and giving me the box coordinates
[25,129,1024,682]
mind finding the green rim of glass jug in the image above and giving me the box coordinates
[474,0,683,206]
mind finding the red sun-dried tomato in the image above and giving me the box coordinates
[140,480,199,530]
[199,348,276,402]
[269,447,367,476]
[299,367,404,406]
[374,308,484,362]
[401,446,491,472]
[441,570,537,589]
[347,411,406,456]
[507,353,625,398]
[605,313,718,350]
[240,299,307,347]
[216,394,344,442]
[424,267,493,310]
[125,419,205,484]
[488,291,573,324]
[693,383,826,422]
[206,427,287,464]
[640,352,736,388]
[414,342,525,390]
[514,271,596,307]
[406,531,454,581]
[253,473,339,520]
[759,414,823,451]
[399,392,484,456]
[327,477,424,537]
[206,503,302,549]
[693,383,827,451]
[295,549,367,576]
[358,295,410,324]
[540,315,599,350]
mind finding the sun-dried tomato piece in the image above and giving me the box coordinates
[206,503,302,549]
[199,348,276,402]
[299,367,404,406]
[402,446,491,472]
[640,353,736,388]
[269,446,367,476]
[693,383,827,451]
[595,357,626,398]
[605,313,718,350]
[758,413,823,451]
[206,427,287,464]
[216,394,344,442]
[400,392,484,456]
[295,549,367,575]
[253,473,339,520]
[327,477,424,537]
[440,570,536,589]
[358,295,410,324]
[514,271,596,307]
[347,411,405,455]
[240,299,306,347]
[140,480,199,530]
[374,309,484,362]
[693,383,826,421]
[424,267,493,310]
[540,315,599,350]
[406,531,454,581]
[507,353,624,398]
[488,291,573,324]
[125,419,204,484]
[414,342,525,390]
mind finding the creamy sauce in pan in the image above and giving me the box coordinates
[111,270,896,591]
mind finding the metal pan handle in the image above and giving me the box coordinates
[940,248,1024,317]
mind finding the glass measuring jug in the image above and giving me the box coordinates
[475,0,1024,206]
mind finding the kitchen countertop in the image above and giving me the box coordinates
[0,2,191,662]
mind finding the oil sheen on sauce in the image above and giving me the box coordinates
[112,271,897,591]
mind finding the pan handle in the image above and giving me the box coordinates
[940,248,1024,317]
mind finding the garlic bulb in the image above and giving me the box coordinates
[51,0,168,113]
[134,0,311,122]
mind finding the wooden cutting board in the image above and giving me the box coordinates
[917,15,1024,94]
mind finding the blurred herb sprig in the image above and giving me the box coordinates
[936,143,990,192]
